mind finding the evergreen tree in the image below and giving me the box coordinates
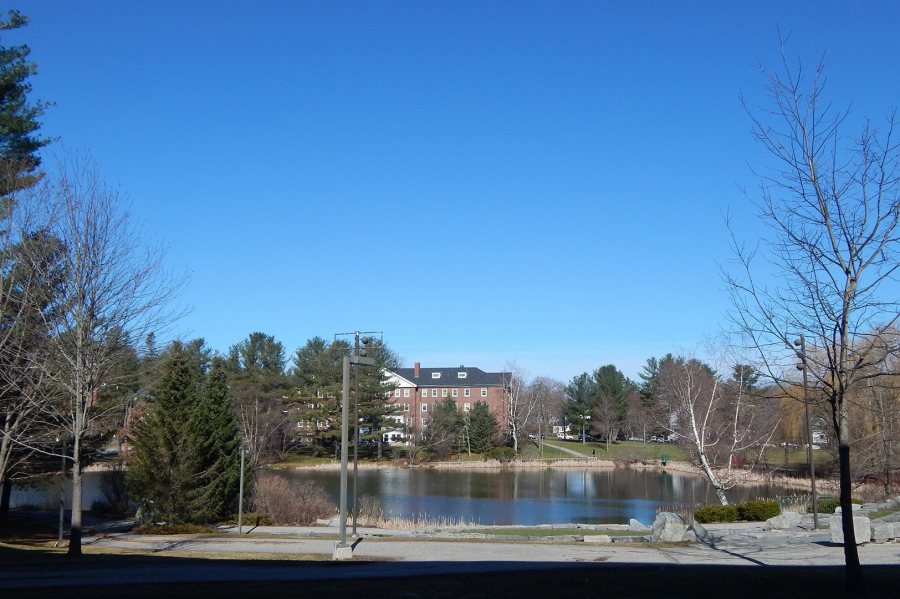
[291,337,347,456]
[0,10,51,197]
[467,401,498,454]
[186,357,241,522]
[226,332,291,466]
[127,342,199,524]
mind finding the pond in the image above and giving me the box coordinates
[278,467,796,526]
[12,466,797,526]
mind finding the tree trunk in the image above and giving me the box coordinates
[837,413,862,591]
[0,475,11,527]
[67,436,82,557]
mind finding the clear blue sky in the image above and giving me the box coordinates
[12,1,900,382]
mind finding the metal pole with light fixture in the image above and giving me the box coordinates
[238,447,246,534]
[795,334,818,528]
[334,331,378,560]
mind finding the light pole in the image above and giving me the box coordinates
[795,334,819,528]
[55,436,65,548]
[333,330,377,560]
[237,446,247,534]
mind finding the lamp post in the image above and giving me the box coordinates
[795,334,819,528]
[237,447,247,534]
[333,330,378,560]
[55,436,65,548]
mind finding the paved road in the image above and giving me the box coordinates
[2,521,898,589]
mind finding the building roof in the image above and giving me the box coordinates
[391,366,509,388]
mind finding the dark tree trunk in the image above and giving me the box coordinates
[838,443,862,591]
[0,475,11,527]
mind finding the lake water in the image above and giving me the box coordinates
[278,467,795,526]
[13,466,797,526]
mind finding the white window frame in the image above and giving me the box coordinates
[431,389,438,397]
[463,403,471,412]
[394,389,401,397]
[421,389,427,397]
[441,388,448,398]
[481,388,487,397]
[403,388,410,398]
[421,404,428,412]
[451,388,458,398]
[464,388,470,397]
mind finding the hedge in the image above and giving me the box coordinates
[737,500,780,521]
[694,504,739,523]
[694,499,781,523]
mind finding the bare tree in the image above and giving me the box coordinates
[0,180,63,521]
[657,355,775,505]
[504,362,536,454]
[29,157,182,556]
[528,376,565,443]
[849,328,899,495]
[625,392,653,443]
[728,45,899,586]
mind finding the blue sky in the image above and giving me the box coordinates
[12,1,900,382]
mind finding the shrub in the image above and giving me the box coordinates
[814,497,863,514]
[694,504,739,523]
[357,494,385,526]
[737,500,780,521]
[486,446,516,463]
[250,473,336,525]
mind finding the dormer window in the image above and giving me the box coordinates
[457,372,467,379]
[431,372,441,379]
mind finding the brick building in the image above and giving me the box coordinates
[382,362,510,442]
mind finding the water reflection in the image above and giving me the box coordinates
[289,468,795,526]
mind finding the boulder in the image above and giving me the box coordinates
[629,518,651,532]
[651,512,687,543]
[688,521,717,544]
[834,504,862,514]
[583,534,612,544]
[870,522,896,544]
[681,530,697,543]
[766,511,803,530]
[829,514,871,545]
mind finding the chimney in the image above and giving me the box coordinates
[414,362,420,378]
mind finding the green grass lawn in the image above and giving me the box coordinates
[532,440,687,462]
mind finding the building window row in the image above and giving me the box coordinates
[409,387,488,398]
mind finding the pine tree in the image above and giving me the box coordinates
[186,357,241,522]
[127,342,200,524]
[128,344,242,525]
[467,401,498,454]
[0,10,51,197]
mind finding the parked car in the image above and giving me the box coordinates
[577,434,595,442]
